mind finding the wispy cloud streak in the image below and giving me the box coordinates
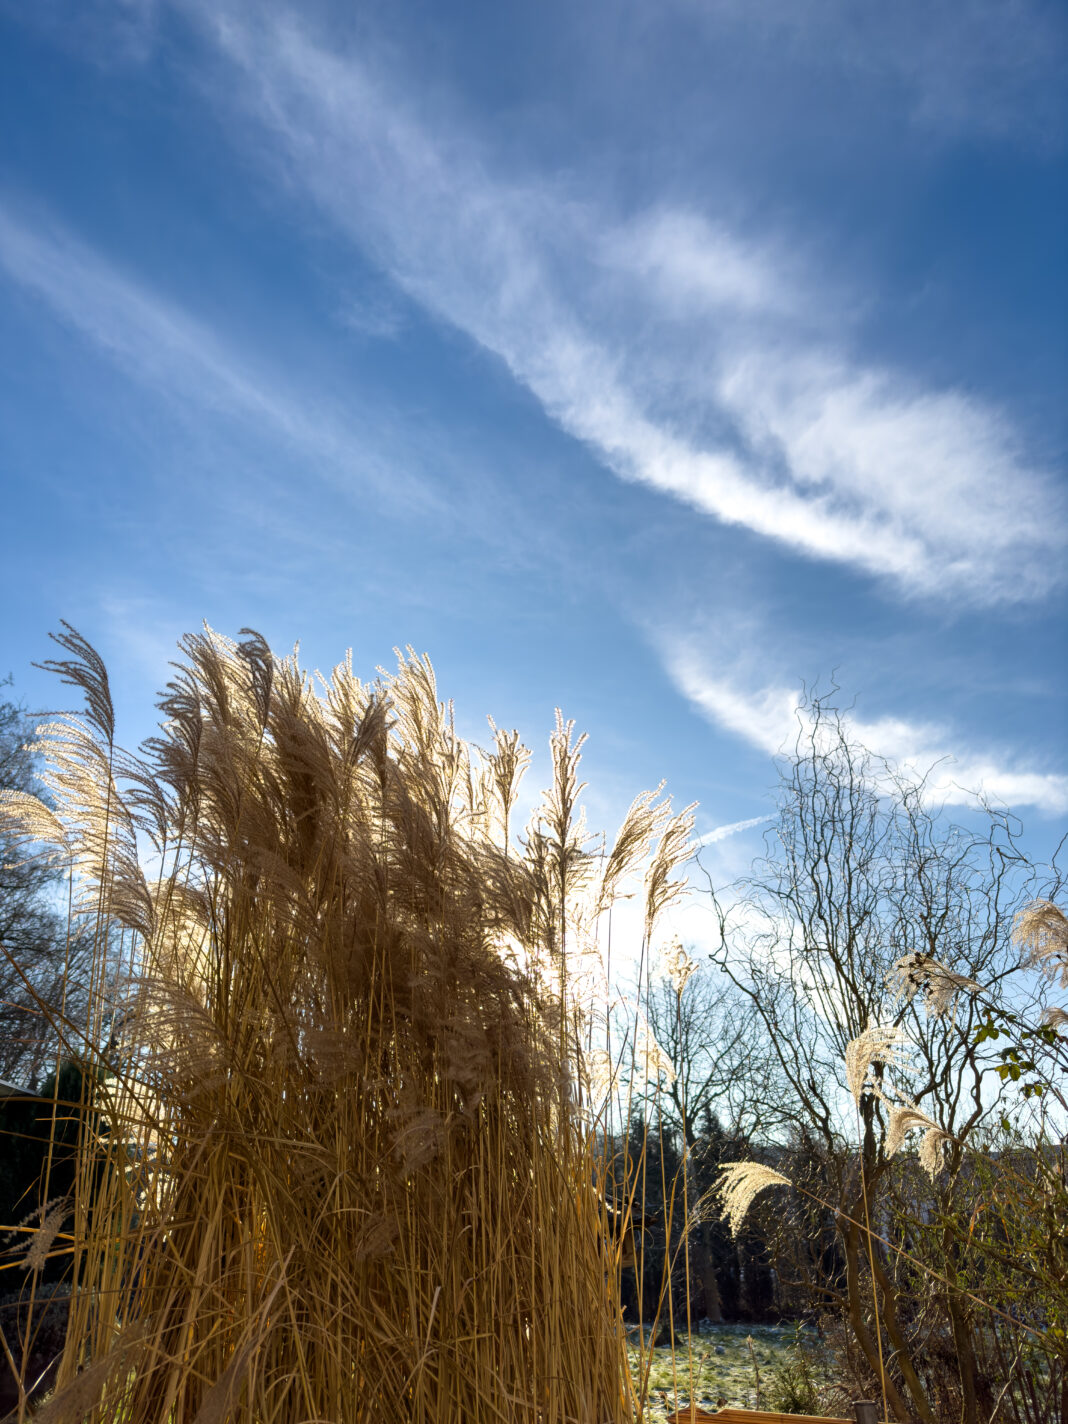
[169,0,1064,604]
[0,201,425,507]
[667,641,1068,815]
[698,815,774,846]
[671,0,1067,147]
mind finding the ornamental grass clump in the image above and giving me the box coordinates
[1,625,692,1424]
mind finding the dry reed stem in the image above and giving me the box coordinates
[0,626,701,1424]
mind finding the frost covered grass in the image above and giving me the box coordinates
[629,1322,832,1419]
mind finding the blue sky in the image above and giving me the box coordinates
[0,0,1066,881]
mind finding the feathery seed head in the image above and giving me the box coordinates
[661,938,698,995]
[643,803,696,941]
[887,953,983,1017]
[1014,900,1068,987]
[37,620,116,745]
[634,1013,676,1084]
[918,1127,951,1180]
[715,1161,792,1237]
[883,1101,943,1159]
[0,788,70,857]
[596,785,668,916]
[844,1022,910,1105]
[585,1047,618,1100]
[20,1200,70,1275]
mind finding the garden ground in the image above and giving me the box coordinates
[629,1322,832,1419]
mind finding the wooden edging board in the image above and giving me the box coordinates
[665,1409,876,1424]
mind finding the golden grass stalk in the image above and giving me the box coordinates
[4,625,694,1424]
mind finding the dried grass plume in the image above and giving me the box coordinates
[1014,900,1068,988]
[13,623,664,1424]
[887,953,983,1017]
[714,1161,792,1237]
[844,1023,910,1105]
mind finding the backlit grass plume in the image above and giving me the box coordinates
[1014,899,1068,987]
[887,953,983,1018]
[844,1022,910,1105]
[2,625,692,1424]
[882,1102,952,1180]
[713,1162,792,1237]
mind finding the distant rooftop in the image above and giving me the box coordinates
[0,1077,40,1099]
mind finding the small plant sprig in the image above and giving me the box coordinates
[974,1008,1067,1106]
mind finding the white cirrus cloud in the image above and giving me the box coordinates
[697,815,775,846]
[164,0,1064,605]
[667,0,1066,147]
[599,209,803,321]
[666,641,1068,816]
[0,200,430,509]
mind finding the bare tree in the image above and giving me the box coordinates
[620,959,791,1323]
[704,695,1038,1423]
[644,959,791,1148]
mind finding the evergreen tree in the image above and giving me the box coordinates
[0,689,92,1087]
